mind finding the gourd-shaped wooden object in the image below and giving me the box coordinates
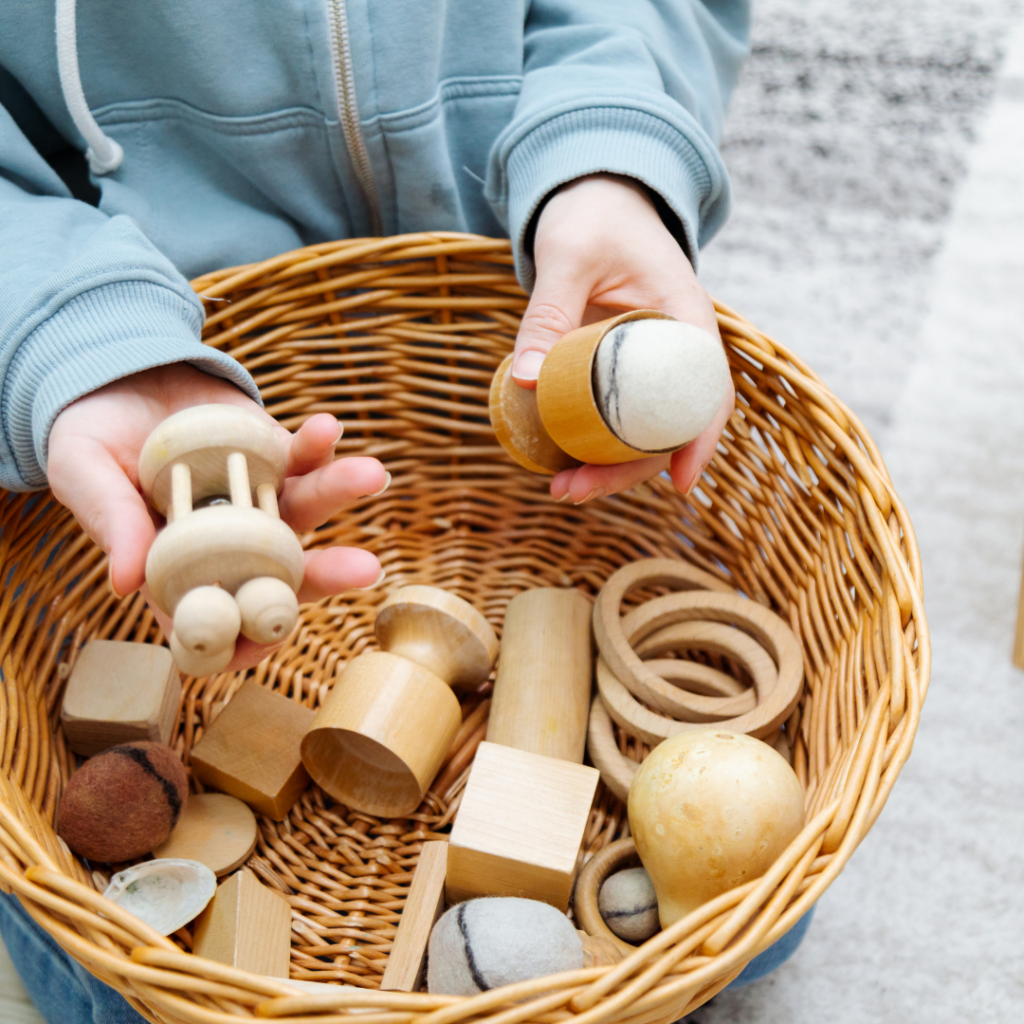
[139,405,304,677]
[301,586,498,818]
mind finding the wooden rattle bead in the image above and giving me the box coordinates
[235,576,299,645]
[169,631,234,679]
[173,586,241,658]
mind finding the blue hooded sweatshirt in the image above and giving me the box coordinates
[0,1,750,490]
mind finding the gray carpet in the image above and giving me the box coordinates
[695,3,1024,1021]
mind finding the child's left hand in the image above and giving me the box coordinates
[512,174,734,503]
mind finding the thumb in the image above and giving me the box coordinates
[512,271,590,389]
[49,440,156,598]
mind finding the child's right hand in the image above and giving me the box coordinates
[48,363,389,669]
[511,174,734,504]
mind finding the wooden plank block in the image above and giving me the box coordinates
[192,868,291,977]
[446,742,599,911]
[60,640,180,757]
[380,841,447,992]
[190,680,315,820]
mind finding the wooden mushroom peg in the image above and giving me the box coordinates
[139,405,304,676]
[489,310,731,472]
[301,586,498,818]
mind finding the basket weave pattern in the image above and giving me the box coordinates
[0,234,928,1023]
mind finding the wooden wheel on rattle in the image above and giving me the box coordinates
[139,405,304,676]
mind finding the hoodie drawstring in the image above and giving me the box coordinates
[55,0,123,175]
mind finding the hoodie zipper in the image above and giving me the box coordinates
[326,0,384,235]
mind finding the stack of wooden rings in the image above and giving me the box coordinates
[587,559,805,802]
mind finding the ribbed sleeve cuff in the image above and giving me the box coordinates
[1,279,261,489]
[497,107,730,290]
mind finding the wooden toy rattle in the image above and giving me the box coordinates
[489,310,731,472]
[301,586,498,818]
[139,404,304,677]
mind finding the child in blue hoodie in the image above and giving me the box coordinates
[0,3,812,1020]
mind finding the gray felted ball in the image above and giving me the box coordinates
[427,897,584,994]
[593,319,730,452]
[599,867,660,943]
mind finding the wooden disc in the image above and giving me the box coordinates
[573,837,643,956]
[374,585,498,689]
[139,405,287,515]
[145,507,304,616]
[488,354,579,475]
[153,793,258,876]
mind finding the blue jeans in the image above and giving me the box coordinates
[0,891,813,1023]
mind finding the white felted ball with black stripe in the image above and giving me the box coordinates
[593,319,730,453]
[427,897,584,995]
[598,867,660,943]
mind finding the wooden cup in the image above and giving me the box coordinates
[301,587,498,817]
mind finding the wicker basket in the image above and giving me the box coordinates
[0,233,929,1024]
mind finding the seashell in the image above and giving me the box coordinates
[103,858,217,935]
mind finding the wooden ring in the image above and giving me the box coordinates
[635,620,753,696]
[604,591,803,739]
[626,619,774,720]
[586,695,638,804]
[573,838,643,956]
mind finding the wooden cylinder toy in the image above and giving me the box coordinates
[489,310,731,470]
[301,587,498,817]
[486,588,593,763]
[138,405,305,675]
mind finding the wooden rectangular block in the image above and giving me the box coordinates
[380,841,447,992]
[190,681,315,820]
[60,640,180,757]
[193,868,292,977]
[446,741,599,911]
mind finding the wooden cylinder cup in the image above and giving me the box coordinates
[486,587,593,762]
[301,652,462,818]
[536,310,674,465]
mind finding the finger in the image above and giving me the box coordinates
[48,438,156,597]
[278,457,389,532]
[512,269,591,388]
[669,382,736,496]
[296,546,383,604]
[286,414,344,477]
[554,454,672,504]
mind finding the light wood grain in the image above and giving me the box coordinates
[153,792,258,875]
[190,680,315,821]
[586,695,638,803]
[145,506,304,618]
[380,841,448,992]
[536,311,673,465]
[446,741,599,910]
[486,588,593,762]
[139,404,286,516]
[301,652,462,818]
[60,640,180,757]
[192,868,291,977]
[375,586,498,689]
[488,354,579,474]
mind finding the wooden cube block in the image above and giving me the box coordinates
[193,868,291,977]
[380,841,447,992]
[446,741,599,911]
[60,641,179,757]
[190,681,315,820]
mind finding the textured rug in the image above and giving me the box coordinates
[697,4,1024,1021]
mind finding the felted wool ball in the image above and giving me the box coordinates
[58,741,188,863]
[427,897,584,995]
[599,867,660,943]
[593,319,731,452]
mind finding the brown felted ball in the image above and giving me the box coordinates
[58,741,188,863]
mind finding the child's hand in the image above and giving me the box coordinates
[512,174,734,503]
[48,364,388,668]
